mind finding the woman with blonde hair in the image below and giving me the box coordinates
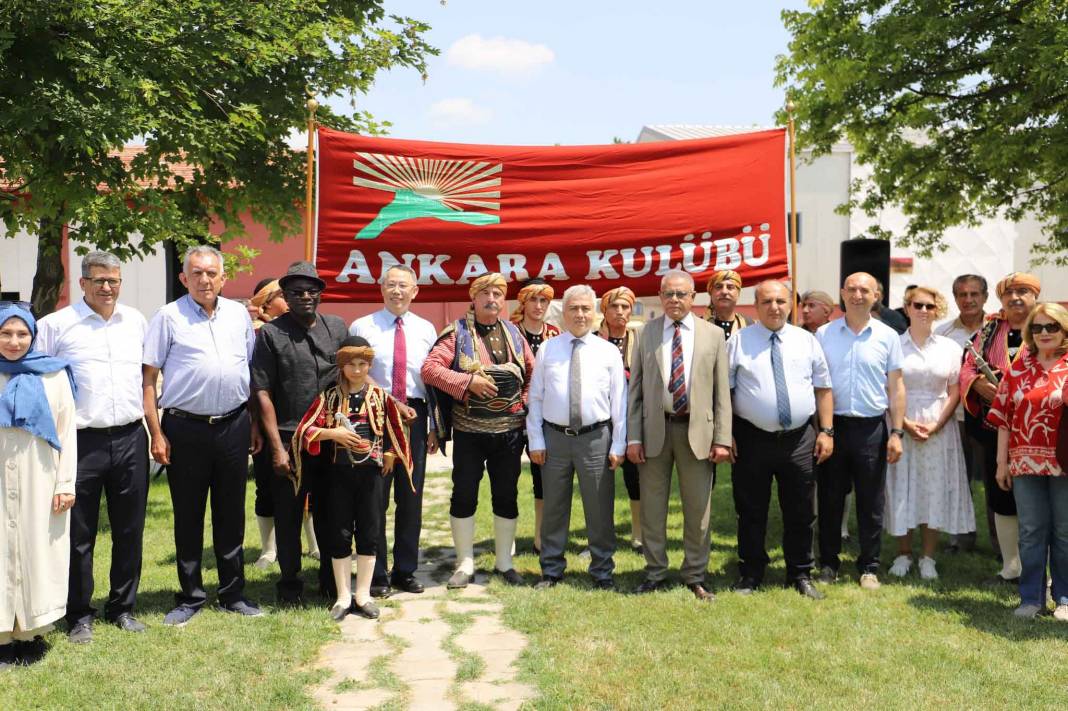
[885,286,975,580]
[988,302,1068,620]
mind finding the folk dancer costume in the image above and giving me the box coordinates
[597,287,644,535]
[510,281,560,527]
[422,273,535,588]
[0,305,77,659]
[705,270,750,338]
[292,339,413,619]
[961,273,1040,581]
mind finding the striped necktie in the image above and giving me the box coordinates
[770,331,792,429]
[669,321,688,414]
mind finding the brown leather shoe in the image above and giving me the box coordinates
[688,583,715,602]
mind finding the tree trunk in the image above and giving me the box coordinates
[31,216,65,317]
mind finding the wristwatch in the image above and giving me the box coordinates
[890,428,905,438]
[819,427,834,437]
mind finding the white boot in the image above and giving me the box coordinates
[304,512,320,560]
[330,557,352,620]
[447,515,476,588]
[995,514,1022,580]
[494,515,518,573]
[254,516,276,570]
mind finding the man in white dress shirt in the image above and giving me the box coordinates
[527,285,627,589]
[37,251,149,642]
[727,280,834,600]
[350,265,439,596]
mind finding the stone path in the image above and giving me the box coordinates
[310,467,536,711]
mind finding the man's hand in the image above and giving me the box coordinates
[271,445,292,478]
[150,433,171,465]
[608,454,623,469]
[250,424,263,455]
[427,431,439,455]
[973,379,998,403]
[709,444,731,464]
[814,433,833,464]
[887,433,903,464]
[467,374,498,400]
[52,493,75,514]
[529,449,546,465]
[626,443,646,465]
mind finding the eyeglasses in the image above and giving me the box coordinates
[660,290,693,300]
[88,278,122,288]
[0,300,33,312]
[285,288,322,298]
[1029,322,1064,335]
[909,302,937,312]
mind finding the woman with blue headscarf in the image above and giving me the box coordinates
[0,304,77,668]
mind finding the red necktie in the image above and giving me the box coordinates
[669,321,688,414]
[392,316,407,401]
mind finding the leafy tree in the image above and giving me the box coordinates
[0,0,436,313]
[776,1,1068,262]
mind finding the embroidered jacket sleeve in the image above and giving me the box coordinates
[420,331,472,401]
[520,337,535,406]
[295,393,331,456]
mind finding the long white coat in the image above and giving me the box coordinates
[0,369,76,633]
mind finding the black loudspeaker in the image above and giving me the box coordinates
[840,238,890,306]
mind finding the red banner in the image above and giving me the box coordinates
[315,126,787,302]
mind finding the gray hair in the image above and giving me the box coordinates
[81,250,121,278]
[382,264,418,283]
[561,284,596,309]
[660,269,695,291]
[182,245,225,272]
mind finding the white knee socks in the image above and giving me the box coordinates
[354,555,375,607]
[255,516,276,569]
[330,557,352,620]
[494,515,518,573]
[304,512,320,560]
[451,515,476,575]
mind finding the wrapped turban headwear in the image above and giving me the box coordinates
[707,270,742,294]
[468,272,508,300]
[250,279,282,310]
[510,281,555,323]
[600,286,636,315]
[995,272,1041,299]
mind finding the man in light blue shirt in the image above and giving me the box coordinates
[142,246,261,626]
[816,272,905,590]
[349,264,439,597]
[727,281,834,600]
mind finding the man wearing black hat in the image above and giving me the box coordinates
[252,261,348,602]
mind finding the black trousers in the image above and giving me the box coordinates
[251,446,274,517]
[818,415,887,574]
[973,426,1017,516]
[374,400,427,584]
[162,409,250,608]
[66,422,149,626]
[620,459,640,501]
[731,418,815,583]
[450,429,524,519]
[271,430,333,601]
[330,460,384,559]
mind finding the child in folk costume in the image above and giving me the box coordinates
[293,336,413,620]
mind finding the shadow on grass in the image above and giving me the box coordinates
[906,591,1068,641]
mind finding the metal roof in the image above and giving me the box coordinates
[637,124,777,142]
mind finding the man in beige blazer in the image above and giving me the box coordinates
[627,270,733,601]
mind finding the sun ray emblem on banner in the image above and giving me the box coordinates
[352,152,502,240]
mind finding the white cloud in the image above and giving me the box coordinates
[446,34,555,76]
[428,97,492,126]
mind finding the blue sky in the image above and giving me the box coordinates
[345,1,810,145]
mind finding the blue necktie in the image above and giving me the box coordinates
[770,331,792,429]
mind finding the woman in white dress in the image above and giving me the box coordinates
[0,303,77,668]
[886,286,976,580]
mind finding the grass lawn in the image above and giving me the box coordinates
[5,465,1067,710]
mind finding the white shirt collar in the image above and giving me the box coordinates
[74,298,122,323]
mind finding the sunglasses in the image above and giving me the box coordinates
[0,300,33,312]
[1029,322,1064,335]
[909,302,937,312]
[285,288,323,298]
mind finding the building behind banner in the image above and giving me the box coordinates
[2,131,1063,327]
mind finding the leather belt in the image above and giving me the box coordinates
[79,420,143,436]
[164,404,245,425]
[545,420,611,437]
[407,398,427,407]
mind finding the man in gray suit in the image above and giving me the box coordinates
[626,270,733,601]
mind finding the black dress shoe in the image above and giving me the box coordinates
[688,583,715,602]
[731,577,760,595]
[351,600,380,620]
[494,568,524,586]
[112,613,147,633]
[391,575,425,594]
[793,578,825,600]
[370,584,393,598]
[68,621,93,644]
[534,576,562,590]
[634,578,669,594]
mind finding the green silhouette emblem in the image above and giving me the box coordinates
[352,152,502,240]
